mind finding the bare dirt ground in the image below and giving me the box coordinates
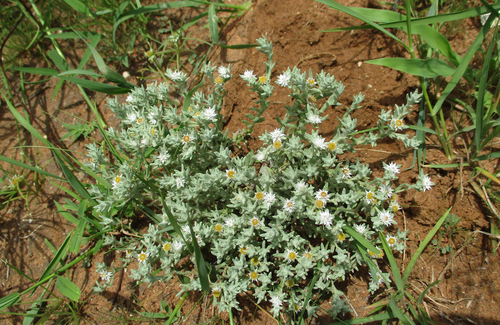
[1,0,499,324]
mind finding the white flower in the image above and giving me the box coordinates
[175,177,185,188]
[126,95,133,102]
[269,294,283,309]
[168,70,185,81]
[295,180,308,193]
[137,251,149,263]
[270,128,286,142]
[365,190,375,204]
[240,69,256,82]
[354,224,367,235]
[125,112,137,124]
[318,210,333,226]
[315,189,330,201]
[379,211,394,226]
[422,174,434,192]
[225,217,235,228]
[379,184,393,198]
[312,135,327,150]
[203,107,218,121]
[283,200,295,213]
[256,151,266,161]
[263,192,276,208]
[157,152,170,165]
[99,271,113,282]
[172,241,183,251]
[306,114,322,124]
[182,225,190,233]
[218,66,230,78]
[371,272,384,286]
[384,161,400,175]
[342,168,352,179]
[386,234,397,247]
[276,73,291,87]
[391,118,405,131]
[148,112,158,125]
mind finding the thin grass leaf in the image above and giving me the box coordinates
[407,124,437,135]
[12,67,59,76]
[426,163,470,168]
[330,312,393,324]
[379,232,403,291]
[219,43,259,49]
[389,297,415,325]
[44,31,101,39]
[69,202,88,253]
[208,4,219,44]
[183,77,205,111]
[474,151,500,161]
[432,9,498,117]
[316,0,408,51]
[58,69,103,78]
[188,222,210,292]
[63,0,92,16]
[54,201,79,225]
[53,154,93,203]
[59,76,131,94]
[402,207,452,283]
[0,155,63,180]
[344,225,380,255]
[298,261,321,323]
[56,276,81,301]
[0,293,21,311]
[49,180,82,201]
[366,58,455,78]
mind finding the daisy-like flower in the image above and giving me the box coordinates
[255,191,264,200]
[269,294,283,309]
[312,135,327,150]
[99,271,113,283]
[273,140,282,150]
[214,76,224,85]
[421,174,434,192]
[172,240,183,251]
[304,251,312,260]
[251,257,259,266]
[342,167,352,179]
[295,180,308,193]
[306,113,322,125]
[286,249,298,262]
[225,217,236,228]
[315,199,326,209]
[125,112,138,124]
[365,190,376,204]
[371,272,384,286]
[386,234,397,247]
[9,174,23,188]
[163,243,171,252]
[391,118,405,131]
[250,217,260,227]
[354,224,367,235]
[240,69,256,82]
[328,141,337,151]
[112,174,122,189]
[148,112,157,125]
[270,128,286,142]
[126,95,133,102]
[389,201,400,212]
[379,184,393,199]
[249,271,259,282]
[263,192,276,207]
[226,169,236,179]
[181,133,194,144]
[240,246,248,255]
[136,116,144,124]
[175,177,185,188]
[384,161,400,175]
[283,200,295,213]
[337,232,346,242]
[137,251,149,263]
[218,65,230,78]
[212,286,221,298]
[276,72,291,87]
[318,210,333,226]
[256,151,266,161]
[285,279,295,288]
[379,210,394,226]
[315,189,330,201]
[306,78,316,86]
[214,224,223,232]
[203,107,218,121]
[168,70,185,81]
[258,75,268,84]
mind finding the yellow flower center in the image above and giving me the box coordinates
[240,247,247,255]
[337,233,346,242]
[368,250,376,257]
[115,176,121,183]
[377,250,384,258]
[255,192,264,200]
[391,205,399,212]
[137,117,143,124]
[273,140,282,149]
[391,194,398,201]
[305,252,312,260]
[320,191,327,198]
[227,170,236,179]
[151,128,155,135]
[288,251,297,260]
[163,243,171,251]
[89,158,94,163]
[396,119,403,127]
[214,224,223,232]
[342,168,350,174]
[182,135,191,143]
[366,192,374,200]
[251,218,259,226]
[188,106,194,112]
[250,271,258,280]
[307,78,315,85]
[146,50,154,57]
[258,76,268,84]
[193,112,201,117]
[315,199,325,209]
[251,257,259,266]
[213,289,221,298]
[388,237,396,245]
[215,76,224,84]
[295,304,302,311]
[308,95,316,103]
[287,201,294,208]
[328,142,337,151]
[138,253,147,261]
[286,279,295,288]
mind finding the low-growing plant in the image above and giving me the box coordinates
[88,36,435,323]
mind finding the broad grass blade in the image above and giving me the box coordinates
[69,202,88,253]
[56,276,81,301]
[59,76,130,94]
[0,155,63,180]
[183,76,205,111]
[188,222,210,292]
[208,4,219,44]
[379,232,403,291]
[329,312,392,324]
[344,225,381,255]
[413,25,462,67]
[55,201,79,225]
[407,125,437,135]
[389,297,415,325]
[53,154,93,203]
[366,58,455,78]
[0,293,21,311]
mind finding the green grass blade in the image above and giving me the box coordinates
[298,261,321,322]
[208,4,219,44]
[63,0,92,16]
[379,232,403,291]
[188,222,210,292]
[183,76,205,111]
[219,43,259,49]
[56,275,81,301]
[53,153,93,203]
[59,76,130,94]
[58,69,103,78]
[431,10,498,117]
[413,25,462,67]
[330,312,392,324]
[0,155,63,180]
[402,207,452,283]
[407,125,438,135]
[344,225,381,255]
[12,67,59,76]
[0,293,21,311]
[69,202,88,253]
[474,151,500,161]
[389,297,415,325]
[54,201,79,225]
[315,0,408,51]
[366,58,455,78]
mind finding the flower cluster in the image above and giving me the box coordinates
[89,37,432,320]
